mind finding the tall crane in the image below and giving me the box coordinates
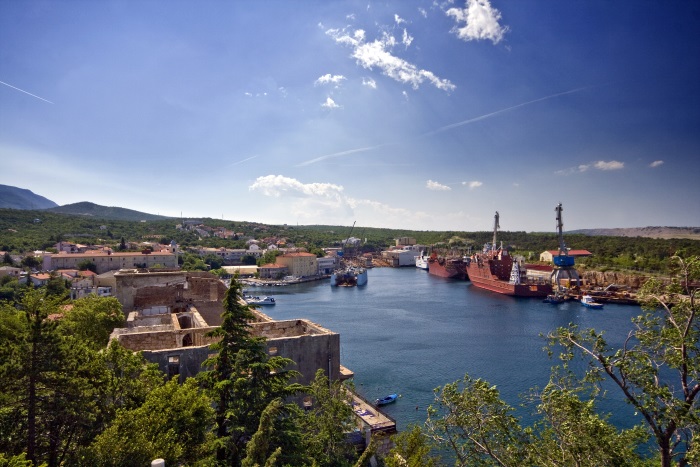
[551,203,581,292]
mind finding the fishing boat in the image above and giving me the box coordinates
[580,295,603,309]
[244,295,276,306]
[375,394,398,406]
[543,293,565,304]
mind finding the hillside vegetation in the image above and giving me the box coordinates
[2,208,700,275]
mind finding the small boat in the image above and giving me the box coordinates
[376,393,398,406]
[580,295,603,309]
[543,293,565,304]
[415,251,429,270]
[244,295,276,306]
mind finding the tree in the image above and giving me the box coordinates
[58,296,125,349]
[386,425,441,467]
[0,289,68,465]
[76,259,97,273]
[551,254,700,467]
[20,255,40,270]
[296,369,358,467]
[198,276,302,466]
[86,378,214,467]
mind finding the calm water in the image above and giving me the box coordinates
[251,267,642,431]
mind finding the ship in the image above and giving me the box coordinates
[415,250,429,270]
[428,251,467,280]
[330,265,368,286]
[465,211,552,297]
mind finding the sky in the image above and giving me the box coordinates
[1,0,699,232]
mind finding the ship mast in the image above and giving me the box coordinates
[492,211,500,251]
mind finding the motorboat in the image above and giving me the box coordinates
[376,393,398,406]
[244,295,276,306]
[580,295,603,309]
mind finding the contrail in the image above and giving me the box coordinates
[297,86,591,166]
[0,80,54,104]
[422,86,591,137]
[297,144,389,167]
[228,155,258,167]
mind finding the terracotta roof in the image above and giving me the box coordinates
[281,252,315,257]
[260,263,285,268]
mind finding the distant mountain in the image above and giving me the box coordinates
[570,227,700,240]
[45,202,171,222]
[0,184,59,210]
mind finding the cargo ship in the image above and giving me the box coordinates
[428,252,467,280]
[465,212,552,297]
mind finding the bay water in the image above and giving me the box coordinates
[252,266,642,432]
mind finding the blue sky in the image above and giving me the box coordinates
[1,0,699,231]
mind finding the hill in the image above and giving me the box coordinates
[570,227,700,240]
[0,184,58,210]
[45,202,171,222]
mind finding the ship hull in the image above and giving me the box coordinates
[428,258,466,280]
[466,264,551,297]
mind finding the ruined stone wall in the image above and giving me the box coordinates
[114,326,218,352]
[265,330,340,386]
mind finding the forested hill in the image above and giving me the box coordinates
[0,184,58,210]
[571,227,700,240]
[45,202,170,221]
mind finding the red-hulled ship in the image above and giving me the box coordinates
[428,252,467,280]
[465,212,552,297]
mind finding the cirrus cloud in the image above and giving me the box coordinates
[462,180,483,189]
[650,160,664,168]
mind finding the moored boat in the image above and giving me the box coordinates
[376,393,398,406]
[428,252,467,280]
[415,251,429,270]
[330,266,368,287]
[244,295,276,305]
[465,212,552,297]
[580,295,603,309]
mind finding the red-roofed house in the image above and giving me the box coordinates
[540,250,593,263]
[258,263,288,279]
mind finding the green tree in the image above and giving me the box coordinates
[198,276,302,466]
[76,259,97,273]
[86,378,214,467]
[0,289,69,465]
[296,369,357,466]
[58,296,125,349]
[386,425,441,467]
[19,256,40,270]
[552,254,700,467]
[44,272,68,299]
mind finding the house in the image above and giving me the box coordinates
[0,266,21,278]
[316,256,337,275]
[276,252,318,278]
[29,273,52,287]
[539,249,593,263]
[258,263,288,279]
[42,250,178,274]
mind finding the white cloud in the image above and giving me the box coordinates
[556,160,625,175]
[650,160,664,168]
[418,8,427,18]
[321,97,341,109]
[402,29,414,48]
[426,180,451,191]
[394,14,406,25]
[362,77,377,89]
[326,27,455,91]
[594,160,624,170]
[446,0,509,44]
[315,74,346,86]
[462,180,483,189]
[249,174,420,227]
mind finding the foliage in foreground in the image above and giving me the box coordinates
[388,255,699,467]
